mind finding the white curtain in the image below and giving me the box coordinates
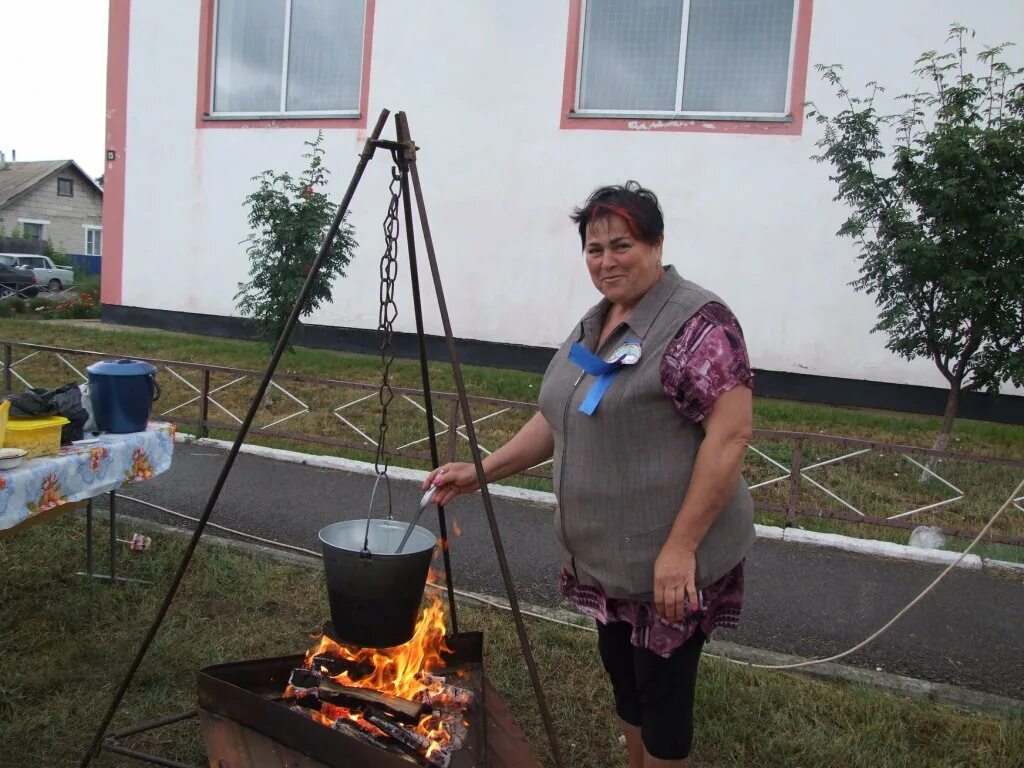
[578,0,795,115]
[681,0,795,113]
[579,0,686,111]
[213,0,286,113]
[286,0,365,112]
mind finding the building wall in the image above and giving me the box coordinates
[110,0,1024,394]
[0,169,103,255]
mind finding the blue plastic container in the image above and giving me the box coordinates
[86,359,160,434]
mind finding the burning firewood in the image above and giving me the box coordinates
[421,711,467,753]
[289,668,428,724]
[364,709,451,768]
[310,654,374,680]
[417,674,477,710]
[331,716,394,750]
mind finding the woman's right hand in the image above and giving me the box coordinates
[422,462,483,507]
[420,412,553,507]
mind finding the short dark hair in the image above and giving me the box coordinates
[570,181,664,248]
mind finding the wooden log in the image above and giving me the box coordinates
[332,716,393,751]
[364,709,450,768]
[292,698,433,764]
[311,654,374,680]
[289,668,428,724]
[201,679,542,768]
[419,711,467,752]
[418,675,477,709]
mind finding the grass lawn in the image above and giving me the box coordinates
[1,514,1021,768]
[1,317,1023,561]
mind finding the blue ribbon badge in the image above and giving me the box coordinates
[568,339,642,415]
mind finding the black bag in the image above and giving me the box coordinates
[4,383,89,443]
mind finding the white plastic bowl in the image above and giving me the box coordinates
[0,447,28,470]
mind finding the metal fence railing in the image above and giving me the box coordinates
[3,340,1022,549]
[0,282,80,301]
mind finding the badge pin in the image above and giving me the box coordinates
[606,340,642,366]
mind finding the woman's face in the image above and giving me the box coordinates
[584,214,664,308]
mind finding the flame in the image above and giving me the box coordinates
[295,596,459,755]
[309,709,334,728]
[452,519,463,537]
[320,703,388,738]
[305,596,450,700]
[418,712,452,760]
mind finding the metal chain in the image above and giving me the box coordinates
[374,162,402,480]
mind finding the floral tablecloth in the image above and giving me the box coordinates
[0,422,175,532]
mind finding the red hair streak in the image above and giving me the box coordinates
[588,203,640,240]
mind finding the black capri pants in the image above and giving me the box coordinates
[597,620,706,760]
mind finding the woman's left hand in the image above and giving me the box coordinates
[653,538,699,622]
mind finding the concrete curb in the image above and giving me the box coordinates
[110,509,1024,718]
[782,526,983,569]
[173,433,1023,574]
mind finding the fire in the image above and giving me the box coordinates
[317,703,387,739]
[304,595,449,700]
[292,596,458,757]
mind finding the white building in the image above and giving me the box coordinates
[102,0,1024,420]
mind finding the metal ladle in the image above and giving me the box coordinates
[395,484,439,554]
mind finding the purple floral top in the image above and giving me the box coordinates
[560,301,754,657]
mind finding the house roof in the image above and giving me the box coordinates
[0,160,103,208]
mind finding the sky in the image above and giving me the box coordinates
[0,1,108,179]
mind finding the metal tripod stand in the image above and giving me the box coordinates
[80,109,565,768]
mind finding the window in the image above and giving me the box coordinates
[57,178,74,197]
[210,0,367,116]
[85,227,102,257]
[575,0,799,118]
[21,222,44,240]
[18,257,44,269]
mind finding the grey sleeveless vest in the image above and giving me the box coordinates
[538,266,755,599]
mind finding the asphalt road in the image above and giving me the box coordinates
[119,444,1024,700]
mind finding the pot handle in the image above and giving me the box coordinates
[361,473,393,555]
[150,375,161,402]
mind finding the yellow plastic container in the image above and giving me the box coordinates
[0,400,8,446]
[4,415,69,458]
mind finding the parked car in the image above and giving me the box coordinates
[6,254,75,291]
[0,263,39,298]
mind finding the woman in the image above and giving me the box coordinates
[424,182,755,766]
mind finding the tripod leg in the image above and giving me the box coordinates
[395,128,460,636]
[396,112,565,768]
[78,109,393,768]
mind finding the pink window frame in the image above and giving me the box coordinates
[560,0,814,136]
[195,0,376,130]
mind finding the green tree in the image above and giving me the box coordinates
[42,239,70,266]
[235,132,357,347]
[808,26,1024,450]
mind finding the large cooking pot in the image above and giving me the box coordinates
[319,515,436,649]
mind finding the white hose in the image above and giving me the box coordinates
[118,494,325,557]
[736,474,1024,670]
[116,477,1023,672]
